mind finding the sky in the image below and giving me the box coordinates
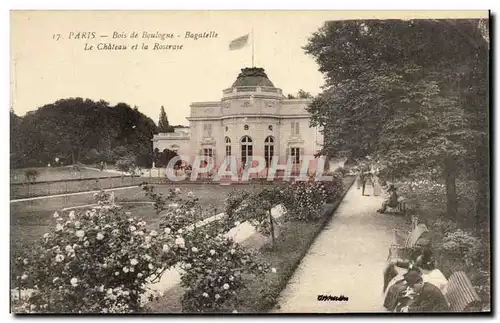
[10,10,488,126]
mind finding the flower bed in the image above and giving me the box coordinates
[146,175,355,312]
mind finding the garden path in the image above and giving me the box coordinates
[274,182,408,313]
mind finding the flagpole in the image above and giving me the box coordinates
[251,28,255,67]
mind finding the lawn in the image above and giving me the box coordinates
[10,183,259,255]
[10,166,121,184]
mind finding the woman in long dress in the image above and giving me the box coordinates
[373,173,382,196]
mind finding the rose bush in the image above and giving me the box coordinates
[281,180,328,222]
[142,184,275,313]
[11,195,177,313]
[178,229,272,313]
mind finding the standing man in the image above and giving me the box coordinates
[360,165,371,196]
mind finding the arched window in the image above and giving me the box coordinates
[264,136,274,167]
[240,136,253,166]
[225,137,231,157]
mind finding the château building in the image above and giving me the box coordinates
[152,67,325,175]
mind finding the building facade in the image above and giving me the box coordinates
[152,67,324,175]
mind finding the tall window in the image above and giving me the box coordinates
[290,147,301,164]
[240,136,253,167]
[203,148,214,168]
[225,137,231,157]
[264,136,274,167]
[291,122,300,136]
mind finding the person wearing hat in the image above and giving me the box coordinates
[377,184,399,213]
[416,249,449,295]
[398,269,449,312]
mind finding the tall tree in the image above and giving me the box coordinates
[11,98,158,168]
[304,19,489,220]
[158,106,174,133]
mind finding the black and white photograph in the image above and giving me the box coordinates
[8,10,491,314]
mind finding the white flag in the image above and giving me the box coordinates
[229,34,249,50]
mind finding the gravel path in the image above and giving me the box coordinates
[274,183,408,313]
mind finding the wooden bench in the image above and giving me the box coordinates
[387,198,408,215]
[445,271,482,312]
[387,223,430,262]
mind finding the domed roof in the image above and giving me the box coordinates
[231,67,275,87]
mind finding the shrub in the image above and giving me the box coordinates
[24,169,39,183]
[178,230,272,313]
[141,184,275,313]
[321,171,345,202]
[11,192,177,313]
[116,156,135,173]
[281,180,328,222]
[335,167,348,177]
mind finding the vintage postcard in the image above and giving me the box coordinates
[10,10,490,314]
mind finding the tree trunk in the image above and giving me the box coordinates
[269,211,276,249]
[474,144,489,226]
[444,156,458,219]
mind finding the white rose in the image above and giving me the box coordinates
[123,267,129,273]
[129,226,137,232]
[98,285,104,292]
[229,275,234,281]
[175,237,185,248]
[148,263,154,270]
[70,277,78,287]
[53,212,59,218]
[162,244,169,252]
[130,259,138,266]
[96,233,104,240]
[107,288,113,295]
[75,230,85,238]
[68,211,75,220]
[202,292,208,298]
[215,294,220,299]
[150,230,158,236]
[83,241,90,247]
[210,249,216,255]
[137,273,143,278]
[43,233,50,239]
[56,224,63,232]
[21,274,28,280]
[184,263,192,269]
[191,247,198,253]
[177,229,184,234]
[223,283,230,290]
[230,249,236,255]
[55,254,65,262]
[164,227,171,234]
[271,267,277,273]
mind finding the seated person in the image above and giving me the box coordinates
[399,270,450,313]
[416,249,448,295]
[384,268,421,312]
[377,185,399,213]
